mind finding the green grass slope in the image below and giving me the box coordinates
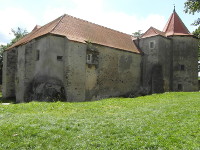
[0,92,200,149]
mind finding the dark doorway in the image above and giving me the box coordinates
[151,65,164,93]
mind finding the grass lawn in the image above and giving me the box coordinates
[0,92,200,149]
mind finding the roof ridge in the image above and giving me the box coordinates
[50,14,66,33]
[140,27,151,38]
[63,14,132,36]
[7,26,40,49]
[152,27,165,35]
[150,27,159,35]
[151,27,160,32]
[7,16,62,49]
[163,13,173,33]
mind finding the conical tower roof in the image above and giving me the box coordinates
[163,9,192,36]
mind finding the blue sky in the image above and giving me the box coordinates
[0,0,199,45]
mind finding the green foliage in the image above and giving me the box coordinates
[10,27,28,46]
[184,0,200,25]
[185,0,200,61]
[0,45,5,66]
[0,27,28,50]
[193,27,200,61]
[193,26,200,38]
[184,0,200,14]
[0,92,200,149]
[0,45,7,83]
[0,27,28,84]
[132,30,143,38]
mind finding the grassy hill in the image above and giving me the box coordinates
[0,92,200,149]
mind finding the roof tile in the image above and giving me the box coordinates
[8,14,140,53]
[141,27,165,38]
[163,10,192,36]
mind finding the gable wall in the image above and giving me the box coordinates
[14,35,66,102]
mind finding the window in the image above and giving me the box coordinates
[57,56,63,61]
[180,65,185,71]
[86,54,93,64]
[149,41,155,49]
[36,50,40,61]
[178,84,183,91]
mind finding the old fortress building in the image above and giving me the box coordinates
[2,9,199,102]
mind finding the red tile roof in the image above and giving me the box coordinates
[8,14,140,54]
[32,25,41,32]
[163,10,192,36]
[141,27,165,38]
[140,10,193,39]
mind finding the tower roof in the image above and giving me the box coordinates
[141,27,165,38]
[163,10,192,36]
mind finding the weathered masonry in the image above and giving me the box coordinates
[2,9,199,102]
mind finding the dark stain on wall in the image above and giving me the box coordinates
[119,55,132,71]
[25,76,65,102]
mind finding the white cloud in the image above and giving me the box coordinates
[42,7,67,24]
[42,0,166,35]
[0,42,6,46]
[0,0,167,45]
[0,7,37,43]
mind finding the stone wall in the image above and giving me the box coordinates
[5,35,142,102]
[171,36,199,91]
[63,40,86,102]
[15,35,66,102]
[15,45,26,102]
[139,36,172,94]
[85,44,142,100]
[139,35,198,93]
[63,41,141,101]
[3,34,198,103]
[2,48,17,98]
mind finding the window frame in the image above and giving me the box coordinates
[149,41,155,49]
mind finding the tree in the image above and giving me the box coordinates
[0,45,7,85]
[0,27,28,84]
[192,26,200,61]
[184,0,200,26]
[132,30,143,38]
[184,0,200,63]
[10,27,28,45]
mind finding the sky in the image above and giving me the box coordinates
[0,0,199,45]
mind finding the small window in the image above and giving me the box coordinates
[178,84,183,91]
[36,50,40,61]
[149,41,155,49]
[86,54,93,63]
[180,65,185,71]
[57,56,63,61]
